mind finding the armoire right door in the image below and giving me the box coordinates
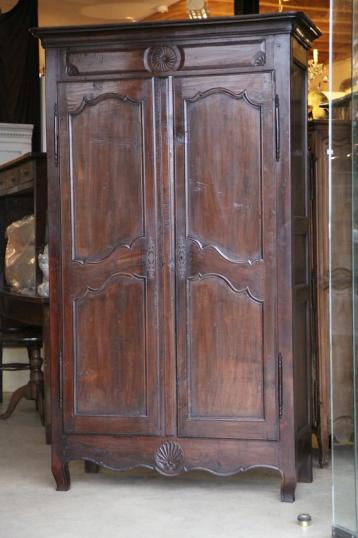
[174,72,280,441]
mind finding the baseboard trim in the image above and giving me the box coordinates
[332,525,358,538]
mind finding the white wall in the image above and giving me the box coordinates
[2,348,29,392]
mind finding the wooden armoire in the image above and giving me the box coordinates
[33,12,319,502]
[310,119,353,466]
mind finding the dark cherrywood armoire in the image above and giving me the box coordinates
[33,12,320,502]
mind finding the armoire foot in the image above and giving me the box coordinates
[84,461,100,474]
[52,458,71,491]
[280,473,296,503]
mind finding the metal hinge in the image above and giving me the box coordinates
[59,350,63,410]
[278,352,283,419]
[54,104,59,167]
[311,270,316,312]
[308,150,315,202]
[275,94,280,162]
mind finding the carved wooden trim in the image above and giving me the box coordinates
[144,45,183,73]
[188,272,264,304]
[252,50,266,66]
[275,94,280,161]
[185,87,263,108]
[54,104,59,167]
[278,353,283,418]
[69,92,141,116]
[74,272,145,302]
[59,350,63,410]
[190,237,262,266]
[63,444,281,478]
[66,63,79,76]
[65,51,79,76]
[154,441,184,475]
[72,235,144,266]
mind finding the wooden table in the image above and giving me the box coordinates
[0,153,50,442]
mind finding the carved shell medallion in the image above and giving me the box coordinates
[252,51,266,66]
[154,441,184,475]
[145,45,183,73]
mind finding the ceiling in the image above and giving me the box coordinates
[0,0,351,64]
[144,0,350,64]
[0,0,180,24]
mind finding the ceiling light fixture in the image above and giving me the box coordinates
[278,0,290,12]
[157,5,169,14]
[187,0,209,20]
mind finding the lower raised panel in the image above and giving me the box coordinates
[63,273,161,436]
[188,277,264,420]
[74,275,147,417]
[177,276,279,440]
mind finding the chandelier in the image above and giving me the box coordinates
[187,0,209,20]
[308,49,328,90]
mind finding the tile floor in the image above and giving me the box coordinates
[0,396,332,538]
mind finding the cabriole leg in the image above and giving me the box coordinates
[52,455,71,491]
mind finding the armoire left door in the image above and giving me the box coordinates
[58,79,162,436]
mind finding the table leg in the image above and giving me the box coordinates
[0,344,44,421]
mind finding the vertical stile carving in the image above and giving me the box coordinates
[278,353,283,418]
[54,103,59,167]
[146,238,156,279]
[59,350,63,410]
[275,94,280,162]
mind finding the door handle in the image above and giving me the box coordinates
[177,237,187,279]
[146,238,156,279]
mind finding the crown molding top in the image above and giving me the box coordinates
[31,12,321,50]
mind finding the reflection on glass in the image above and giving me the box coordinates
[330,0,358,536]
[353,0,358,528]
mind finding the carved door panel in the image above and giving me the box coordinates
[58,80,161,435]
[174,73,279,440]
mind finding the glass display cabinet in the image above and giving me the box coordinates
[330,0,358,536]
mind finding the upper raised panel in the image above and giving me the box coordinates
[187,276,264,420]
[73,273,147,417]
[185,89,263,260]
[183,41,266,70]
[69,93,144,263]
[65,49,145,76]
[63,40,266,77]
